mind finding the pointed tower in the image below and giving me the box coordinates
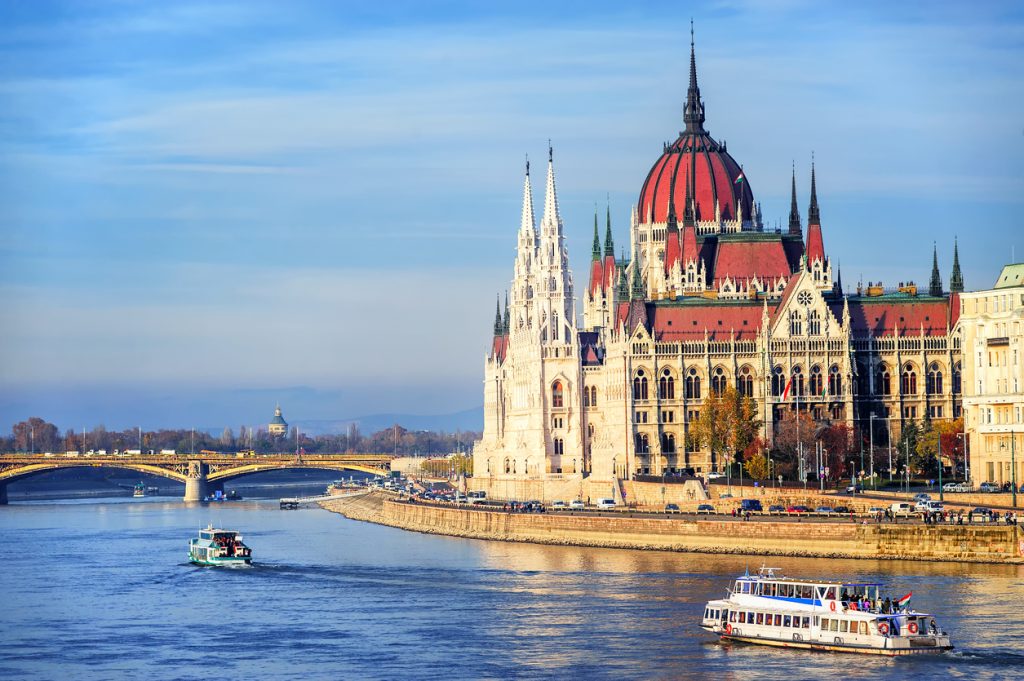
[510,157,537,337]
[929,243,943,296]
[493,295,503,335]
[804,158,831,291]
[502,292,510,333]
[683,20,706,135]
[788,162,801,235]
[950,238,964,293]
[535,144,577,346]
[585,208,607,330]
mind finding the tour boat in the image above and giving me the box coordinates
[188,526,252,566]
[701,567,953,656]
[133,482,146,497]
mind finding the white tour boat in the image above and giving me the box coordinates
[701,567,953,656]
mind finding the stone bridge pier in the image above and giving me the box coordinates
[0,483,7,505]
[183,461,222,502]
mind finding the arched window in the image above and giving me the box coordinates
[551,381,564,408]
[587,423,594,440]
[633,370,649,401]
[901,364,917,395]
[877,365,891,395]
[808,310,821,335]
[771,366,785,397]
[711,367,727,396]
[551,311,559,341]
[953,362,962,394]
[828,365,842,397]
[927,362,943,395]
[504,458,511,474]
[583,386,590,408]
[737,366,754,397]
[553,438,564,455]
[635,433,650,454]
[662,433,676,453]
[789,310,803,336]
[685,368,702,399]
[659,369,675,400]
[792,365,804,397]
[809,365,823,397]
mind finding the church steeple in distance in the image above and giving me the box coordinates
[929,243,943,297]
[788,161,801,235]
[808,156,820,226]
[683,20,706,134]
[592,209,601,260]
[604,202,615,256]
[950,238,964,293]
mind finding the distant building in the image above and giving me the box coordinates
[961,264,1024,486]
[268,405,289,436]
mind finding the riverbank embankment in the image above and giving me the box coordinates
[320,492,1024,564]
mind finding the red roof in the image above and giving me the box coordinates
[664,229,681,274]
[649,303,764,341]
[588,258,605,296]
[490,335,508,362]
[806,223,825,264]
[603,255,617,291]
[681,224,698,264]
[711,239,794,286]
[637,132,753,224]
[834,299,953,338]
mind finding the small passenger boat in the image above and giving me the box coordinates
[701,567,953,655]
[188,526,252,566]
[133,482,146,497]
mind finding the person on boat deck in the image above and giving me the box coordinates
[883,597,892,613]
[840,589,850,604]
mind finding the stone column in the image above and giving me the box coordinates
[183,460,209,502]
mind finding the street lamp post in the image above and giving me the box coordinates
[938,435,944,502]
[869,413,876,490]
[1001,434,1018,509]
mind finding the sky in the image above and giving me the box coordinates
[1,0,1023,433]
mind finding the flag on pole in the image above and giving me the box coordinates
[734,171,745,185]
[820,380,828,398]
[895,592,912,609]
[781,376,793,401]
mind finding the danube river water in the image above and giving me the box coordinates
[1,492,1022,681]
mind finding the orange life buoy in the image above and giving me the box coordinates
[908,621,918,635]
[725,623,733,635]
[878,622,889,635]
[830,601,837,612]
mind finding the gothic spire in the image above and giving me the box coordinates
[950,237,964,293]
[493,295,503,335]
[682,156,696,228]
[520,156,535,235]
[503,292,510,333]
[788,161,801,235]
[592,209,601,260]
[929,243,943,296]
[683,20,706,134]
[808,155,820,225]
[604,201,614,256]
[630,259,645,299]
[541,142,561,231]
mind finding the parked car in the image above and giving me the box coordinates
[768,504,786,515]
[913,493,932,502]
[740,499,763,513]
[845,484,863,494]
[890,502,915,517]
[696,504,715,514]
[719,493,734,499]
[833,506,852,514]
[569,500,585,510]
[596,498,617,510]
[868,506,886,514]
[665,503,681,513]
[707,472,725,480]
[551,500,567,510]
[979,482,1000,493]
[969,507,993,521]
[942,482,963,493]
[786,505,811,514]
[815,506,835,515]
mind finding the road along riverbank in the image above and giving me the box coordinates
[320,492,1024,564]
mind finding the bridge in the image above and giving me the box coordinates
[0,453,393,503]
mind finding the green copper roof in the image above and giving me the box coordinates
[994,263,1024,289]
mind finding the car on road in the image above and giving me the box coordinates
[833,506,852,515]
[868,506,886,514]
[815,506,835,515]
[569,500,585,510]
[979,482,1000,493]
[942,482,970,493]
[969,507,993,521]
[740,499,763,513]
[913,493,932,502]
[707,472,725,480]
[768,504,786,515]
[551,500,567,510]
[845,484,863,494]
[786,505,811,514]
[665,503,681,513]
[890,502,915,517]
[719,493,734,499]
[596,498,617,510]
[696,504,715,514]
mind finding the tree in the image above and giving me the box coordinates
[690,386,760,472]
[914,417,963,477]
[742,438,771,480]
[818,423,853,482]
[12,417,60,453]
[771,410,818,479]
[898,420,922,477]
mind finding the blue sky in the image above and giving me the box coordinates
[1,0,1023,432]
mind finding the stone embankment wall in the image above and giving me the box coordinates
[320,492,1024,564]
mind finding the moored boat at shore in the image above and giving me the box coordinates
[188,526,252,566]
[701,567,953,655]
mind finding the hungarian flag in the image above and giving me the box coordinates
[781,376,793,401]
[734,171,745,185]
[895,592,912,608]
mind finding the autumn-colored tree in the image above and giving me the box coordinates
[914,417,964,476]
[742,437,771,480]
[12,417,60,453]
[690,386,760,471]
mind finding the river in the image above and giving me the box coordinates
[1,491,1021,680]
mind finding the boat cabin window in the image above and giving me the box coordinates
[840,620,849,633]
[730,611,737,622]
[859,621,868,635]
[756,613,764,625]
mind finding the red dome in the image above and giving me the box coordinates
[638,132,753,225]
[638,35,754,225]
